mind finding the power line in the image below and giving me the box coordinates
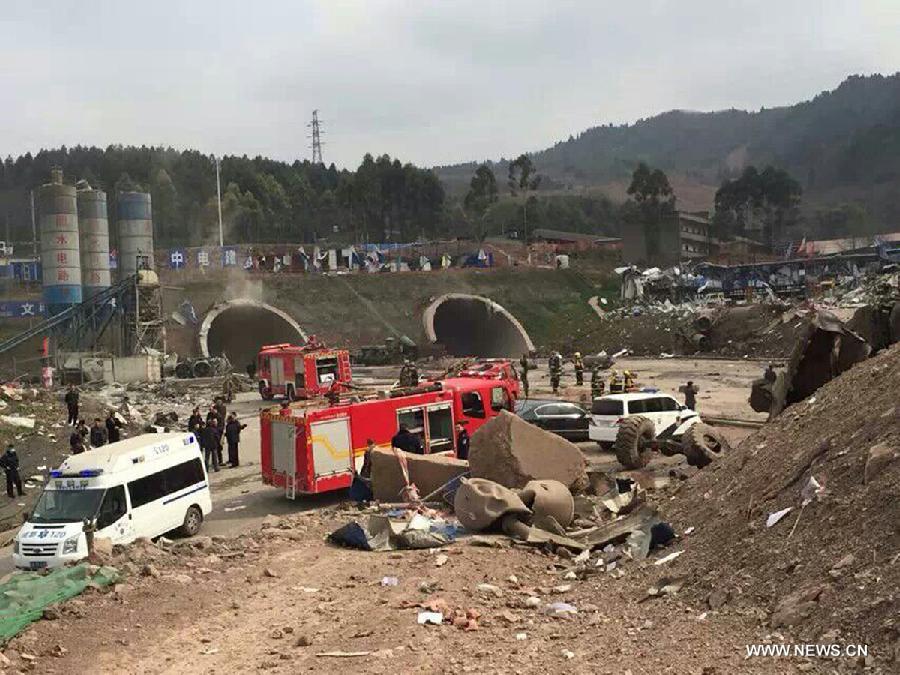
[307,110,324,164]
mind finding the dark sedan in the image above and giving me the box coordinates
[514,398,592,441]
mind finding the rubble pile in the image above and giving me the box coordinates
[669,342,900,655]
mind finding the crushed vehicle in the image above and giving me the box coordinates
[260,367,519,498]
[257,340,352,401]
[589,392,729,469]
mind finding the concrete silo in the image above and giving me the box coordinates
[38,168,82,315]
[117,191,154,278]
[76,184,111,299]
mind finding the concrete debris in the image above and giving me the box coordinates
[370,447,469,503]
[518,480,575,528]
[468,410,587,492]
[453,478,530,532]
[770,585,826,628]
[863,443,898,484]
[1,414,36,429]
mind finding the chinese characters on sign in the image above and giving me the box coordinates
[169,249,186,269]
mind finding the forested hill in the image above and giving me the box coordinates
[0,150,445,247]
[436,73,900,229]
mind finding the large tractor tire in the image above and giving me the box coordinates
[613,416,656,469]
[682,422,730,468]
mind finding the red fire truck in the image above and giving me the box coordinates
[257,341,352,401]
[260,372,518,498]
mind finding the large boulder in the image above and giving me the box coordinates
[370,447,469,502]
[468,410,587,492]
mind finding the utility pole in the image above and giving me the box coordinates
[308,110,324,164]
[30,190,37,258]
[215,156,224,247]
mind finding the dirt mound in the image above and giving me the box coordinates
[668,343,900,657]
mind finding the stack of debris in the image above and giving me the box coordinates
[333,411,691,573]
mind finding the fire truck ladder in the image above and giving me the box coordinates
[0,274,139,356]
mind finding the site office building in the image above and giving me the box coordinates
[257,342,352,401]
[261,375,519,497]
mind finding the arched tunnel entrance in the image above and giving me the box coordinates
[199,299,306,369]
[423,293,534,357]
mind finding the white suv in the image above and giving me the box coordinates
[588,392,697,447]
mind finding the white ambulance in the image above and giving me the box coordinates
[12,432,212,570]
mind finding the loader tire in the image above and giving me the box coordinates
[682,422,730,468]
[613,416,655,469]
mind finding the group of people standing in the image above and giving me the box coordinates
[65,387,124,455]
[521,351,597,396]
[188,397,246,472]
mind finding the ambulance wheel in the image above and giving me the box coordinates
[285,385,297,402]
[259,382,273,400]
[682,423,729,468]
[180,505,203,537]
[613,416,655,469]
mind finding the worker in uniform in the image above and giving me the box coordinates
[222,376,236,403]
[349,439,375,502]
[89,418,107,448]
[201,418,221,472]
[69,427,85,455]
[224,413,247,468]
[548,351,562,394]
[609,370,624,394]
[590,365,605,399]
[680,380,699,410]
[623,370,635,391]
[455,422,470,461]
[188,407,203,435]
[64,385,79,426]
[519,353,530,398]
[105,411,123,444]
[391,424,424,455]
[1,444,24,499]
[573,352,584,386]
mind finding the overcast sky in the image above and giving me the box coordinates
[2,0,899,169]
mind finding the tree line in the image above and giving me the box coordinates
[0,146,622,249]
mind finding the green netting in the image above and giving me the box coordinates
[0,564,120,644]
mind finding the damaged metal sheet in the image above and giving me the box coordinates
[760,309,871,418]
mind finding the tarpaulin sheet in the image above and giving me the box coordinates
[0,563,119,644]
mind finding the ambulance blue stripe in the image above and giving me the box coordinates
[162,483,208,505]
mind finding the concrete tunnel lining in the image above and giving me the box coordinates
[423,293,534,357]
[199,299,306,369]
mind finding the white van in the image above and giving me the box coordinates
[12,432,212,570]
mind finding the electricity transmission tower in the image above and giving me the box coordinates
[308,110,324,164]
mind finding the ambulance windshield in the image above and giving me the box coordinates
[30,489,105,524]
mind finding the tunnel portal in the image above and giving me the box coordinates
[424,294,533,357]
[199,299,306,369]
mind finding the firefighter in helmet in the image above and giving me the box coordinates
[609,370,624,394]
[548,351,562,394]
[573,352,584,386]
[591,364,605,399]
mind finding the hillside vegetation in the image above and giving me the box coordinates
[438,73,900,233]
